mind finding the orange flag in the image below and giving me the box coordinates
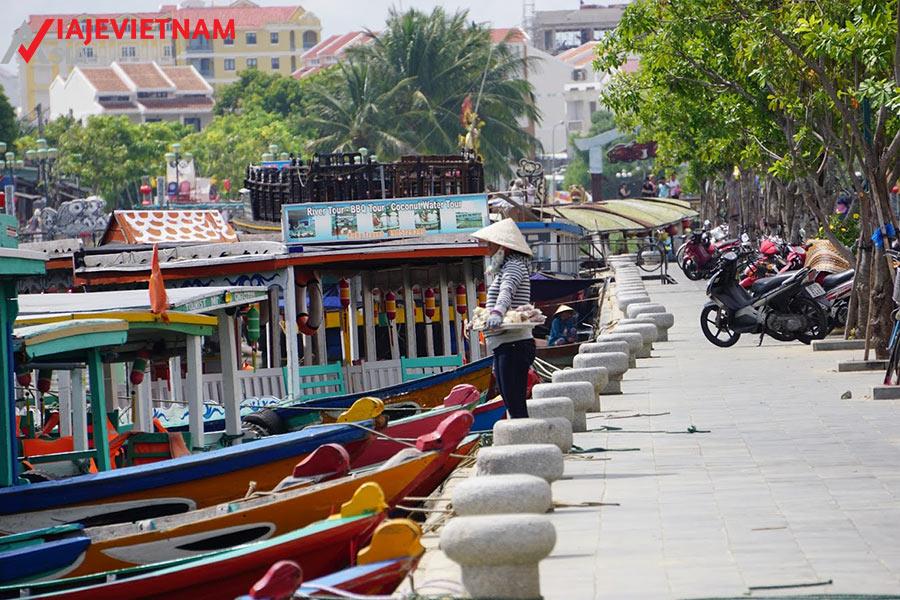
[149,244,169,322]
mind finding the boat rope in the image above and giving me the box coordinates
[341,422,419,448]
[747,578,833,591]
[570,445,641,453]
[553,500,620,508]
[394,505,454,513]
[602,411,672,419]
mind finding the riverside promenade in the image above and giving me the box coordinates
[413,270,900,599]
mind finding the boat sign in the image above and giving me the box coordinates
[282,193,489,245]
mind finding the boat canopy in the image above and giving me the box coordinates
[544,198,698,234]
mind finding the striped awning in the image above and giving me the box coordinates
[542,198,698,234]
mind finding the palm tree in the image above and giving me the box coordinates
[302,58,416,159]
[348,8,541,179]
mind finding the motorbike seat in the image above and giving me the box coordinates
[715,238,739,249]
[821,270,854,289]
[750,272,794,296]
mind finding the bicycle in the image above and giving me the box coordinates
[883,249,900,384]
[635,229,669,273]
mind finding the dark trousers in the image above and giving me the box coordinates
[492,339,536,419]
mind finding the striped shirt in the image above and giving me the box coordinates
[485,255,532,351]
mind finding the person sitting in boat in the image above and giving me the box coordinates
[472,218,535,419]
[548,305,579,346]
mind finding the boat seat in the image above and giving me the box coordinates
[401,354,463,382]
[443,384,480,407]
[416,411,473,452]
[272,443,351,492]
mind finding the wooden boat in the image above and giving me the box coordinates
[241,540,422,600]
[0,487,395,600]
[535,340,581,368]
[182,356,495,434]
[0,422,372,534]
[2,412,472,582]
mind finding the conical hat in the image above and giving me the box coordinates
[471,218,533,256]
[554,304,575,316]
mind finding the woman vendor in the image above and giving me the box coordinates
[472,218,535,419]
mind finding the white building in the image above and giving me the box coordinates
[49,61,214,129]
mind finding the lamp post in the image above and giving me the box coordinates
[0,143,16,216]
[24,139,59,207]
[165,143,193,206]
[550,120,565,199]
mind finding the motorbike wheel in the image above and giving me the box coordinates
[792,296,831,344]
[700,304,741,347]
[682,258,704,281]
[831,298,849,329]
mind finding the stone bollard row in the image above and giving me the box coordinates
[594,333,642,368]
[573,351,628,395]
[550,368,607,411]
[531,382,593,432]
[613,323,657,357]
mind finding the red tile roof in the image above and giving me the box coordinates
[80,67,129,92]
[160,66,209,92]
[162,5,302,29]
[117,62,170,89]
[97,99,138,110]
[558,41,600,67]
[27,12,163,29]
[490,28,527,44]
[301,31,371,65]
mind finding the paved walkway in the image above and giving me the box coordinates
[414,270,900,599]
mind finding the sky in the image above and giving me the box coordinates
[0,0,601,73]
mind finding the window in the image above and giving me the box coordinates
[246,32,257,45]
[246,58,257,68]
[589,101,597,114]
[121,46,137,58]
[270,32,279,44]
[302,30,318,50]
[224,58,236,71]
[223,35,234,45]
[79,47,94,59]
[163,45,172,57]
[271,57,280,70]
[184,117,202,131]
[572,69,586,81]
[138,91,168,98]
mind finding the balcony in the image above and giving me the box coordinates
[185,39,212,54]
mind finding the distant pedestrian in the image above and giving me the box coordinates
[657,177,670,198]
[641,176,656,197]
[548,305,578,346]
[618,183,630,198]
[668,174,681,198]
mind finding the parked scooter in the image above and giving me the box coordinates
[700,252,831,347]
[679,228,746,280]
[747,268,854,329]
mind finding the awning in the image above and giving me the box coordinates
[543,198,698,234]
[530,272,601,302]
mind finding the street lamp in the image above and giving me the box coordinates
[165,143,192,205]
[0,143,15,216]
[550,120,565,199]
[24,140,59,207]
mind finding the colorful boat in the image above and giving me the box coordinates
[241,539,422,600]
[0,422,372,534]
[2,412,472,583]
[0,485,395,600]
[536,341,581,368]
[178,356,495,434]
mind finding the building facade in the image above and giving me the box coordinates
[530,4,630,55]
[49,61,215,129]
[4,1,321,115]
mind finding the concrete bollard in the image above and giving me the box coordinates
[623,312,675,341]
[579,340,631,367]
[551,367,608,411]
[531,382,594,432]
[476,444,564,482]
[594,333,642,368]
[454,474,552,516]
[441,514,556,600]
[625,303,666,318]
[526,396,576,425]
[615,323,659,357]
[616,295,652,312]
[493,417,572,454]
[573,352,628,395]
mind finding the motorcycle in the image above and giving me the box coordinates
[746,267,854,329]
[679,229,746,280]
[700,251,831,347]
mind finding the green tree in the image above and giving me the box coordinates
[214,69,304,118]
[183,109,300,192]
[0,90,17,149]
[302,59,416,158]
[305,8,540,179]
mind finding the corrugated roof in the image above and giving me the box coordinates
[546,199,697,233]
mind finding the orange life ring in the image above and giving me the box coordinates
[296,278,323,336]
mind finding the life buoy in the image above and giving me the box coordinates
[296,278,323,336]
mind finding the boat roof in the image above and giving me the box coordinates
[17,286,267,316]
[100,210,239,245]
[544,198,698,233]
[14,319,129,360]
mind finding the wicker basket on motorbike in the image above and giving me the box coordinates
[805,239,851,274]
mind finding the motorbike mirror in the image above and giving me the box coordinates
[703,219,711,228]
[741,233,750,243]
[722,251,738,261]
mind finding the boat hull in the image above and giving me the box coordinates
[0,424,371,534]
[536,341,580,368]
